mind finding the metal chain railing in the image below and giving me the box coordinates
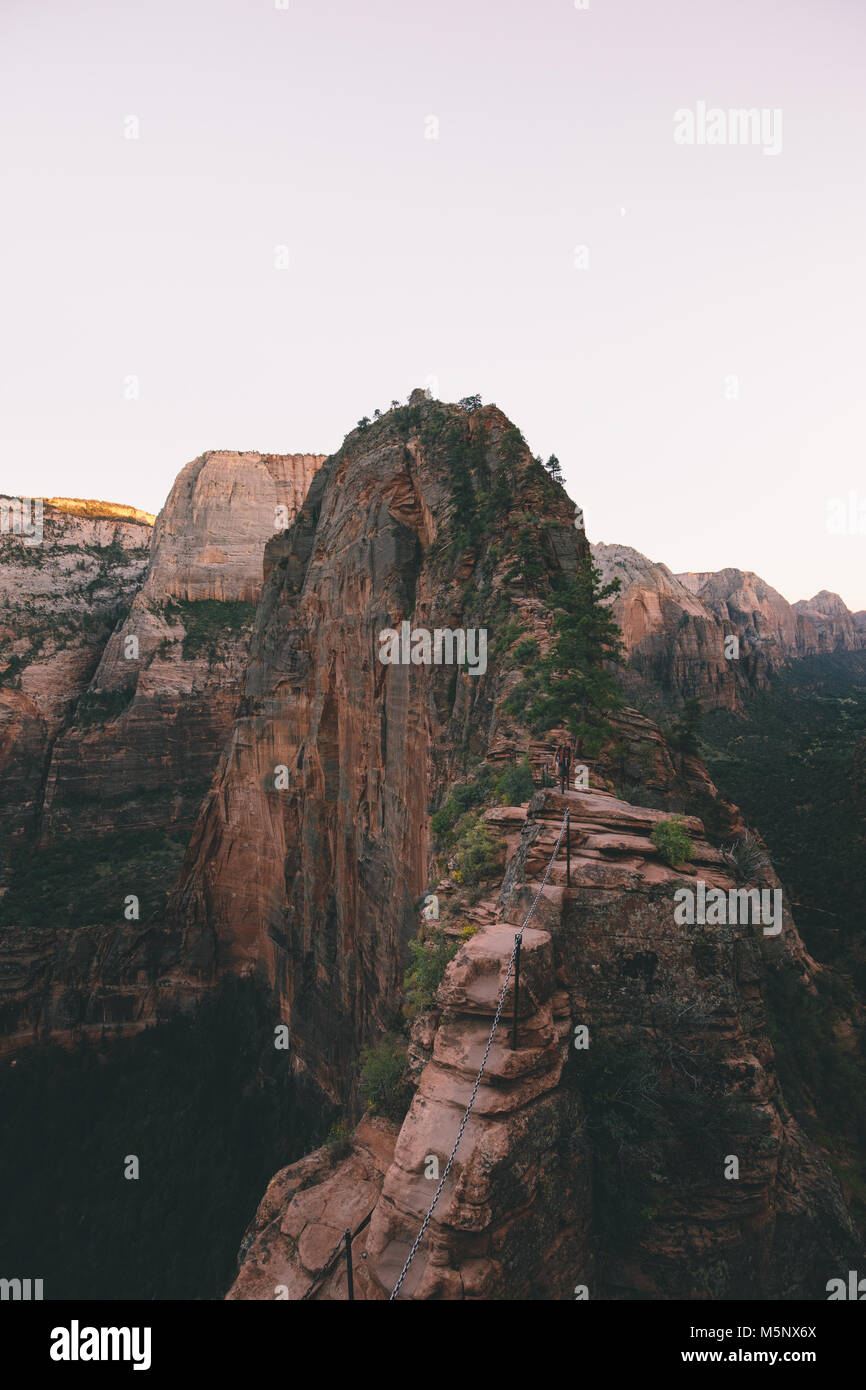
[301,1207,376,1301]
[389,808,570,1300]
[300,1229,349,1301]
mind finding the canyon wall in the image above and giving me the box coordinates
[228,707,859,1300]
[41,450,325,843]
[171,398,582,1102]
[168,400,860,1299]
[2,407,863,1298]
[0,453,324,1051]
[0,499,153,867]
[593,543,866,712]
[592,544,746,711]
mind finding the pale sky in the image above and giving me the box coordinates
[2,0,864,608]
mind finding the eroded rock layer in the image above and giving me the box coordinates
[230,778,857,1299]
[200,401,862,1299]
[0,499,153,864]
[172,400,582,1102]
[593,544,866,712]
[3,403,863,1299]
[0,454,324,1049]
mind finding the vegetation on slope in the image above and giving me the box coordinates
[0,829,189,929]
[0,979,331,1299]
[702,651,866,972]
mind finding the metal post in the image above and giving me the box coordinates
[566,810,571,887]
[345,1228,354,1300]
[511,935,521,1050]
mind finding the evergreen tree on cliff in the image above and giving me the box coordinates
[531,554,624,755]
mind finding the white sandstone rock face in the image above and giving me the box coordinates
[0,499,153,724]
[143,451,325,604]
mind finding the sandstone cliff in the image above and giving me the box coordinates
[592,543,746,711]
[43,497,157,526]
[792,590,863,652]
[171,401,583,1099]
[168,400,860,1300]
[41,451,325,843]
[3,407,863,1299]
[0,498,153,866]
[0,454,324,1051]
[593,545,866,712]
[679,570,865,664]
[229,754,858,1300]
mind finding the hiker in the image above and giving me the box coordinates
[554,742,572,794]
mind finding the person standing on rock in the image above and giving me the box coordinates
[554,742,572,794]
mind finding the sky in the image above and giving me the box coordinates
[2,0,864,608]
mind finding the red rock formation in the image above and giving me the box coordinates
[196,401,860,1299]
[41,450,324,842]
[792,590,863,652]
[679,570,865,664]
[0,499,153,864]
[593,544,746,711]
[171,400,583,1103]
[226,1117,399,1301]
[593,547,866,712]
[0,454,324,1051]
[3,403,863,1298]
[143,451,323,604]
[230,775,856,1299]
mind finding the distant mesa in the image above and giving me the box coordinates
[44,496,157,526]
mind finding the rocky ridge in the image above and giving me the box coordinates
[2,405,863,1298]
[199,399,863,1299]
[230,770,857,1299]
[593,543,866,711]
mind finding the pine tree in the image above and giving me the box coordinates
[531,555,624,753]
[505,524,545,596]
[544,453,564,483]
[668,697,703,755]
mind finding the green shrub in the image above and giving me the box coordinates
[651,815,693,868]
[359,1034,412,1122]
[0,652,26,685]
[513,637,540,666]
[0,978,331,1300]
[453,813,500,887]
[168,599,256,659]
[403,929,459,1019]
[324,1119,355,1162]
[430,765,494,844]
[665,697,703,755]
[494,756,535,805]
[495,620,525,652]
[503,679,539,717]
[76,686,135,727]
[0,829,188,929]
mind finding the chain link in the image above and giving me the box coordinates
[389,808,570,1300]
